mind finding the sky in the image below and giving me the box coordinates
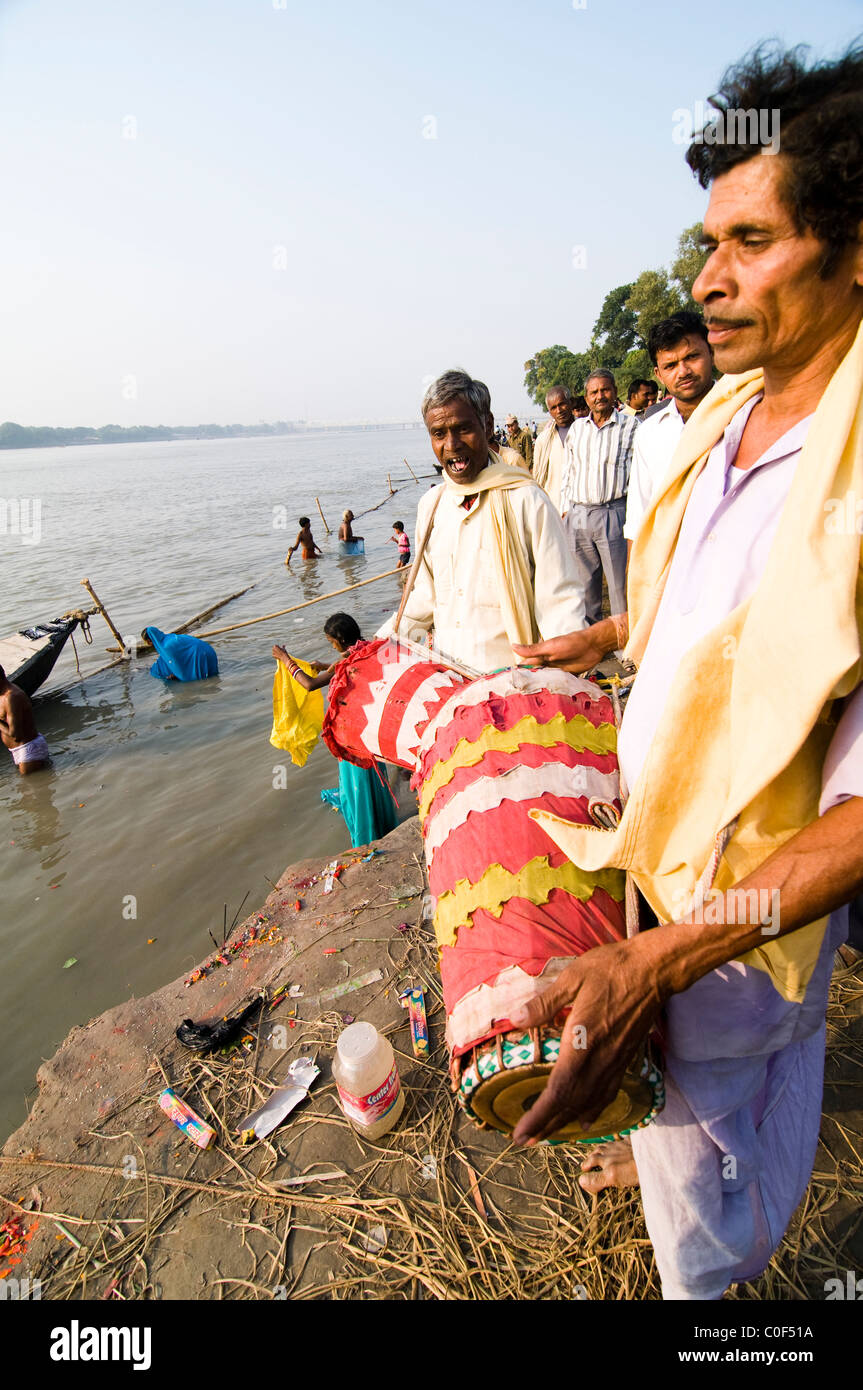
[1,0,861,428]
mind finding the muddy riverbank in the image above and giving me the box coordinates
[2,817,862,1301]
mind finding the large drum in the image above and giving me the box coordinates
[323,638,663,1144]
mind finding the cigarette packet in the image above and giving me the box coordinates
[399,986,429,1058]
[159,1087,216,1149]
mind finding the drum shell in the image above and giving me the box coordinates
[415,667,626,1059]
[323,637,469,771]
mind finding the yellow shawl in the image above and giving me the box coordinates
[532,321,863,1003]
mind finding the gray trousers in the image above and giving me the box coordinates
[563,497,627,627]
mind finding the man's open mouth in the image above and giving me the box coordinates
[446,456,471,473]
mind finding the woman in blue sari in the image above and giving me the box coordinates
[143,627,219,681]
[272,613,397,848]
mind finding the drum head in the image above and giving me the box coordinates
[468,1060,658,1145]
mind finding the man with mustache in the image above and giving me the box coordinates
[378,369,586,673]
[624,312,715,547]
[511,41,863,1301]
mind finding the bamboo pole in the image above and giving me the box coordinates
[403,457,420,484]
[194,567,403,639]
[387,473,394,494]
[315,497,330,534]
[81,578,126,655]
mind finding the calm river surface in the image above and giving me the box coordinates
[0,429,433,1141]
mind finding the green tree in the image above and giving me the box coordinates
[523,346,592,408]
[615,348,655,401]
[590,283,638,366]
[670,222,708,307]
[627,269,685,349]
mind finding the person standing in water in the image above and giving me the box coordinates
[285,517,323,565]
[389,521,411,568]
[0,665,50,773]
[272,612,398,847]
[338,510,363,544]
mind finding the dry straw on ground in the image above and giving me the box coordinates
[8,917,862,1301]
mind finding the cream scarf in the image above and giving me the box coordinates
[396,455,540,653]
[532,320,863,1003]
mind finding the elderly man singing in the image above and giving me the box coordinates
[378,370,585,674]
[511,41,863,1301]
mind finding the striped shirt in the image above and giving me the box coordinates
[560,408,639,508]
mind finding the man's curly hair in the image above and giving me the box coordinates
[686,41,863,278]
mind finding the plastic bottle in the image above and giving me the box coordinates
[332,1021,405,1140]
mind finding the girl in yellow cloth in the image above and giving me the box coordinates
[272,613,398,848]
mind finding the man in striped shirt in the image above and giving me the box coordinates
[560,368,638,624]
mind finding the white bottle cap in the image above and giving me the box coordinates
[337,1021,378,1064]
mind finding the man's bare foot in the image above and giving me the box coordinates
[578,1139,639,1194]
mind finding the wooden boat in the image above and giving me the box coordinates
[0,616,83,696]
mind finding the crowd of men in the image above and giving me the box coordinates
[380,38,863,1303]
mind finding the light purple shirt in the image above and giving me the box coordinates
[620,395,820,789]
[617,393,858,1060]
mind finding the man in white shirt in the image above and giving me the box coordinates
[378,370,586,673]
[531,385,574,512]
[623,312,715,548]
[560,369,638,623]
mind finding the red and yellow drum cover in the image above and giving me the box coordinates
[323,637,469,772]
[412,667,626,1060]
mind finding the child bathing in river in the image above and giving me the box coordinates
[285,516,323,565]
[389,520,411,568]
[272,613,398,847]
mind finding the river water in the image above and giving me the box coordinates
[0,430,433,1142]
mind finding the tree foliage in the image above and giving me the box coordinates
[670,223,709,306]
[524,223,705,406]
[590,283,638,365]
[523,346,593,403]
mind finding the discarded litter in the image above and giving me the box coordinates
[288,984,303,998]
[421,1154,437,1181]
[62,958,77,970]
[185,915,283,987]
[421,893,434,924]
[159,1088,216,1150]
[359,1224,388,1253]
[320,968,384,1002]
[238,1056,320,1142]
[399,986,429,1058]
[176,996,263,1053]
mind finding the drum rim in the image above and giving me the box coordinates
[457,1028,665,1145]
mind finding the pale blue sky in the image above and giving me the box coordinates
[1,0,860,427]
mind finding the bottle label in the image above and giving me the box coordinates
[337,1062,401,1126]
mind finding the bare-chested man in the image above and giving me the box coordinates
[0,665,49,773]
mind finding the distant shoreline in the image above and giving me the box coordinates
[0,420,424,450]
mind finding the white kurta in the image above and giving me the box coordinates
[378,480,586,673]
[532,422,567,513]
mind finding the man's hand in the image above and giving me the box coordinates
[509,938,665,1146]
[513,616,620,674]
